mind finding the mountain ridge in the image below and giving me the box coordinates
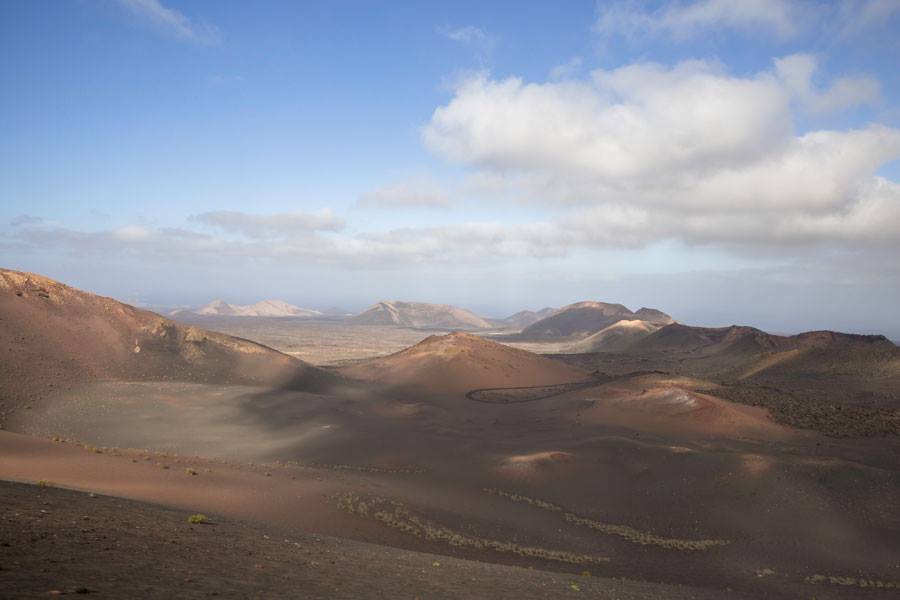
[173,299,322,318]
[347,300,492,330]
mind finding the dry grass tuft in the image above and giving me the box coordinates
[287,460,424,475]
[805,573,898,589]
[334,492,609,566]
[484,487,730,551]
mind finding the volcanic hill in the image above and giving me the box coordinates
[348,301,492,330]
[0,269,333,417]
[339,332,590,394]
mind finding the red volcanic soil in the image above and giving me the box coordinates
[338,332,590,395]
[571,374,797,441]
[0,269,333,417]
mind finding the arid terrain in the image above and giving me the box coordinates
[2,269,900,599]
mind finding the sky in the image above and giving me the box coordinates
[1,0,899,337]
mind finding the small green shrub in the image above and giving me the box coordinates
[187,514,208,524]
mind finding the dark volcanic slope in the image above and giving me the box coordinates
[0,481,749,600]
[558,322,900,436]
[0,269,333,416]
[509,301,673,341]
[627,323,897,376]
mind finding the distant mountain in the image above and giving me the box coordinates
[492,307,559,330]
[511,301,673,341]
[173,299,321,318]
[626,323,790,356]
[347,301,491,330]
[624,323,898,382]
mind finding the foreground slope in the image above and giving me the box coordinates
[1,481,755,600]
[348,300,491,329]
[339,332,589,394]
[0,269,333,417]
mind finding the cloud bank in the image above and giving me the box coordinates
[422,57,900,250]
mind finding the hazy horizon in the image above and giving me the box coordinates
[2,1,899,339]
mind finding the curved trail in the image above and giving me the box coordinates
[465,379,606,404]
[465,370,672,404]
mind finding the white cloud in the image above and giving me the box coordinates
[191,210,344,238]
[595,0,800,40]
[113,225,155,242]
[358,179,452,209]
[422,59,900,250]
[115,0,220,45]
[594,0,900,42]
[424,62,792,182]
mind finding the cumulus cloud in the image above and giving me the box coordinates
[357,179,452,209]
[115,0,220,45]
[424,62,792,181]
[595,0,801,40]
[190,210,345,238]
[421,59,900,250]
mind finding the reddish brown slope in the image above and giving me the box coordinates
[339,332,589,395]
[0,269,333,415]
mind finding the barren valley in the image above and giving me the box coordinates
[2,269,899,599]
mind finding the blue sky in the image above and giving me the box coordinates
[2,1,899,336]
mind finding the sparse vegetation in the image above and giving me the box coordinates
[334,492,609,566]
[187,514,208,524]
[484,488,730,551]
[805,573,898,589]
[708,384,900,437]
[286,459,424,475]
